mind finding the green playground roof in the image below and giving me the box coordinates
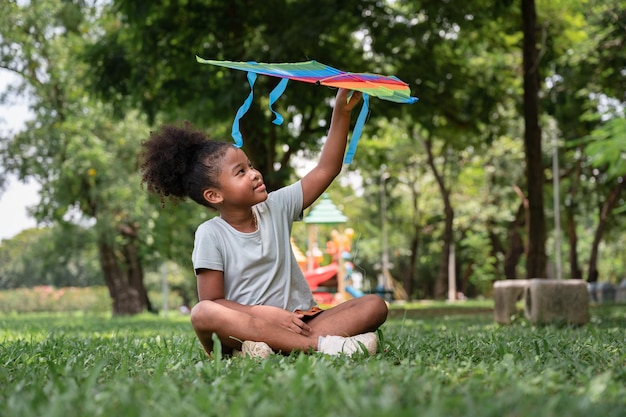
[304,193,347,224]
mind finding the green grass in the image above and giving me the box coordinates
[1,305,624,417]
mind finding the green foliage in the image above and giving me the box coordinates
[1,0,626,304]
[0,0,206,313]
[544,0,625,283]
[0,227,103,289]
[86,0,376,189]
[1,307,624,417]
[459,230,500,292]
[583,118,626,180]
[144,261,197,309]
[0,286,110,314]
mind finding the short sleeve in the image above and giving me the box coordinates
[191,221,224,273]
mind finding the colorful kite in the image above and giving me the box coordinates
[196,57,418,163]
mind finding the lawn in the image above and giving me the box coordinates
[1,304,624,417]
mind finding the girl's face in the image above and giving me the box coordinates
[216,147,267,207]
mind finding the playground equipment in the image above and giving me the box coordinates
[295,193,404,304]
[296,194,367,304]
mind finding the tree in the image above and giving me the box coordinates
[86,0,377,191]
[544,0,625,280]
[361,0,522,297]
[521,0,547,278]
[354,117,437,299]
[582,118,626,282]
[3,0,623,306]
[0,1,161,314]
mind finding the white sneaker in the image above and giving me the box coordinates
[318,332,377,356]
[233,341,274,358]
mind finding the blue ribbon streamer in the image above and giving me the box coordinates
[232,72,369,164]
[231,71,257,147]
[343,93,369,164]
[269,78,289,125]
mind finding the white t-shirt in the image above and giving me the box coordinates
[191,181,316,312]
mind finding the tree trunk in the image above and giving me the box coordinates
[405,172,421,300]
[98,224,151,315]
[588,179,625,281]
[565,159,583,279]
[565,208,582,279]
[487,221,504,282]
[504,201,527,279]
[437,204,454,298]
[418,133,454,299]
[118,222,154,313]
[521,0,547,278]
[406,230,418,300]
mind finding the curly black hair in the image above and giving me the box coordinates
[140,122,232,208]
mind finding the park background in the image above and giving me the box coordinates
[1,0,625,315]
[1,2,625,417]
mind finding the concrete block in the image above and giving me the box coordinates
[594,282,616,303]
[616,280,626,303]
[493,280,529,324]
[524,279,589,325]
[587,282,598,302]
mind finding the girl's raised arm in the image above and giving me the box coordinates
[300,89,362,209]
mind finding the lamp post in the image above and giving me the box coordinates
[549,72,563,280]
[552,128,562,280]
[380,165,391,292]
[161,262,168,315]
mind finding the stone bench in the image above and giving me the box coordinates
[524,279,589,325]
[493,279,529,324]
[493,278,589,325]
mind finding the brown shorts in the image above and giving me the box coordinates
[294,306,324,322]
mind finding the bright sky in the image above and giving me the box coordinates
[0,70,39,241]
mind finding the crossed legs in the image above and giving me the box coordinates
[190,294,388,356]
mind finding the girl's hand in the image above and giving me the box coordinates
[283,312,312,336]
[250,305,312,335]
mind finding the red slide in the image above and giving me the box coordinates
[303,263,338,291]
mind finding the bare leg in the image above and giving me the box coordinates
[306,295,388,337]
[190,300,318,355]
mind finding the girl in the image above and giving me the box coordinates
[140,88,388,358]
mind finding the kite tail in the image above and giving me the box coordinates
[231,71,257,147]
[269,78,289,125]
[344,93,369,164]
[232,73,289,146]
